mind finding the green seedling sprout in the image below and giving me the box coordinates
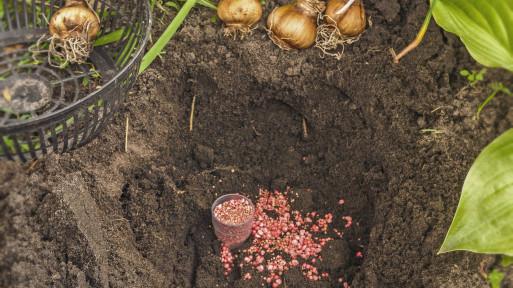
[460,69,486,87]
[476,82,512,118]
[487,269,504,288]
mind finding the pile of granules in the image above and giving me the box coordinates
[219,188,353,287]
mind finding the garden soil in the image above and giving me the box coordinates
[2,0,513,287]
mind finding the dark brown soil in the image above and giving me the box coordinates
[2,0,513,287]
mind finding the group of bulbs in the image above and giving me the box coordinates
[217,0,366,51]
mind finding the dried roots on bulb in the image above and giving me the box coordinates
[267,0,325,50]
[218,0,262,39]
[315,0,366,59]
[31,0,99,67]
[223,25,257,40]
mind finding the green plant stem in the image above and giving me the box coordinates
[139,0,197,74]
[394,0,438,63]
[476,83,511,118]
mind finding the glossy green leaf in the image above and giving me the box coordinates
[439,129,513,255]
[431,0,513,71]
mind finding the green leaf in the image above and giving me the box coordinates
[0,1,4,19]
[476,69,487,81]
[165,1,181,11]
[500,85,512,95]
[489,270,504,288]
[94,28,126,47]
[439,129,513,255]
[502,255,513,267]
[460,70,469,76]
[432,0,513,72]
[197,0,217,10]
[210,14,218,24]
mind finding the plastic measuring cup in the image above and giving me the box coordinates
[212,194,254,248]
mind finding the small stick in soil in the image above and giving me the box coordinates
[303,117,308,138]
[251,125,262,136]
[190,95,196,131]
[25,159,39,174]
[125,116,129,153]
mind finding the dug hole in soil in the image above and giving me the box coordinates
[2,0,513,287]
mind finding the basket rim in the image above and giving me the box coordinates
[0,0,153,133]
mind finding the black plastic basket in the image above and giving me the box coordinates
[0,0,151,162]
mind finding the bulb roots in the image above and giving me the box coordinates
[314,6,363,59]
[315,19,360,59]
[224,25,257,40]
[31,21,95,67]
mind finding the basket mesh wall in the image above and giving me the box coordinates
[0,0,151,162]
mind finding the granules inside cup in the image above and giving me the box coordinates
[212,194,254,248]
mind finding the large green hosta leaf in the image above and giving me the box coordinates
[431,0,513,72]
[439,129,513,255]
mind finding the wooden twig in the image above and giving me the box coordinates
[190,95,196,131]
[125,116,129,152]
[25,159,39,174]
[302,117,308,138]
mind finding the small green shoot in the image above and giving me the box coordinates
[460,69,486,86]
[422,129,443,134]
[487,269,504,288]
[476,82,512,118]
[210,14,218,24]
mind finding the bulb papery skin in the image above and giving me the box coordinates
[325,0,366,37]
[49,5,100,41]
[218,0,262,28]
[267,0,324,50]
